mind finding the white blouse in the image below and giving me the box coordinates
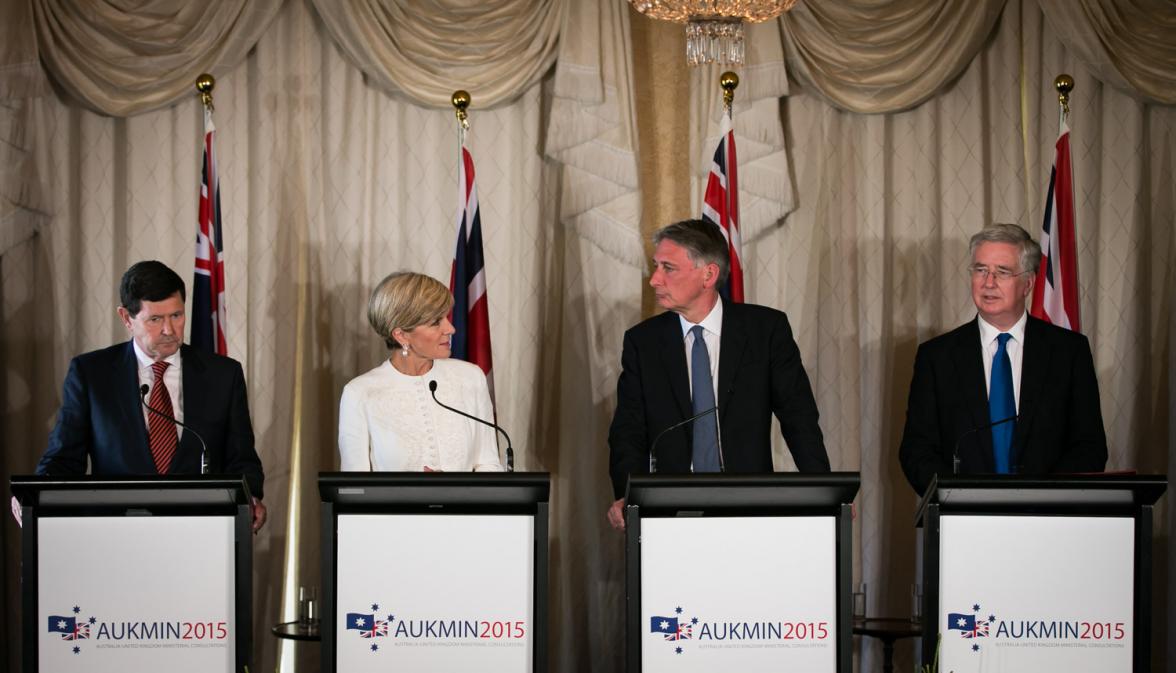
[338,358,503,472]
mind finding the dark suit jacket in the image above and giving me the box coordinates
[37,341,265,498]
[608,299,830,498]
[898,316,1107,495]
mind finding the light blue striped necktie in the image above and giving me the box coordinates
[989,333,1015,473]
[690,325,720,472]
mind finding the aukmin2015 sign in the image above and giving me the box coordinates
[938,515,1134,673]
[38,516,236,673]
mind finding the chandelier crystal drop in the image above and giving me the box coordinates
[629,1,799,66]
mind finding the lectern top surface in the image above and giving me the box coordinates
[10,475,250,507]
[626,472,860,509]
[319,471,550,506]
[915,474,1167,525]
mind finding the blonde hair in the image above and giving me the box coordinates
[367,272,454,350]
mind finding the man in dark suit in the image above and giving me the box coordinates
[899,223,1107,495]
[28,261,267,530]
[606,219,830,529]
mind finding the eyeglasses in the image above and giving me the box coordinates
[970,265,1029,282]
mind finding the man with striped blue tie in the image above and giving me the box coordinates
[898,223,1107,496]
[606,219,830,530]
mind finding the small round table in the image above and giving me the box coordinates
[271,621,321,642]
[853,617,921,673]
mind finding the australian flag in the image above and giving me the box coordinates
[947,612,988,638]
[449,143,494,401]
[345,612,387,638]
[650,615,692,641]
[701,103,743,303]
[192,105,228,355]
[48,615,89,640]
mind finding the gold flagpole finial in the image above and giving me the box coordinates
[720,71,739,108]
[196,73,216,111]
[452,90,471,130]
[1054,74,1073,116]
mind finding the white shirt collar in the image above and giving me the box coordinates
[679,297,724,339]
[977,311,1027,345]
[131,339,182,370]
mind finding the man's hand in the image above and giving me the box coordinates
[251,497,267,533]
[607,497,626,531]
[11,495,22,527]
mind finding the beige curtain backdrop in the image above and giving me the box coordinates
[1,0,1173,671]
[30,0,285,115]
[310,0,563,108]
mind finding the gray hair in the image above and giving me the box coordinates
[968,223,1041,275]
[367,271,454,350]
[652,219,730,284]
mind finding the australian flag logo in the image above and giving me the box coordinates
[650,606,698,655]
[947,603,995,652]
[47,605,94,655]
[347,603,393,652]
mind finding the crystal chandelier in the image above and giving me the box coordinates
[629,0,799,66]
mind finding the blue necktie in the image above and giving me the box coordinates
[989,333,1015,473]
[690,325,720,472]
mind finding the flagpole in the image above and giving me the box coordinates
[196,73,215,111]
[1054,73,1072,128]
[720,70,738,115]
[452,89,470,146]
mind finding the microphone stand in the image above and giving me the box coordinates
[140,384,209,474]
[428,380,514,472]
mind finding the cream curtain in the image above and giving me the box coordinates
[310,0,563,108]
[545,0,644,266]
[1039,0,1176,104]
[779,0,1007,113]
[30,0,284,116]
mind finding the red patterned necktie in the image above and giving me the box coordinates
[147,361,178,474]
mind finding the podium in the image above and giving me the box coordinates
[11,475,253,673]
[319,472,550,673]
[916,474,1167,673]
[624,473,860,673]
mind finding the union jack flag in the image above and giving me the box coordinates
[48,616,90,640]
[192,105,228,355]
[345,613,387,638]
[650,615,692,641]
[947,612,989,638]
[701,104,744,303]
[1031,114,1080,332]
[448,143,494,400]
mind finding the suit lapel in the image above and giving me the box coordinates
[117,342,153,463]
[179,345,203,456]
[657,315,692,419]
[716,300,745,420]
[1012,318,1049,468]
[953,320,995,472]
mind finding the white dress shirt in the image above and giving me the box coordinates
[679,299,722,405]
[132,340,183,426]
[337,358,503,472]
[978,311,1027,411]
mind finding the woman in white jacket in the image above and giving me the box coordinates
[338,271,502,472]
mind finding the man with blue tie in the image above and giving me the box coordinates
[606,219,830,529]
[898,223,1108,495]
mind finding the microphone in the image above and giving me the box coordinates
[428,380,514,472]
[648,405,719,474]
[953,414,1017,475]
[139,384,209,474]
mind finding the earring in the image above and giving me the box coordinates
[401,346,409,358]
